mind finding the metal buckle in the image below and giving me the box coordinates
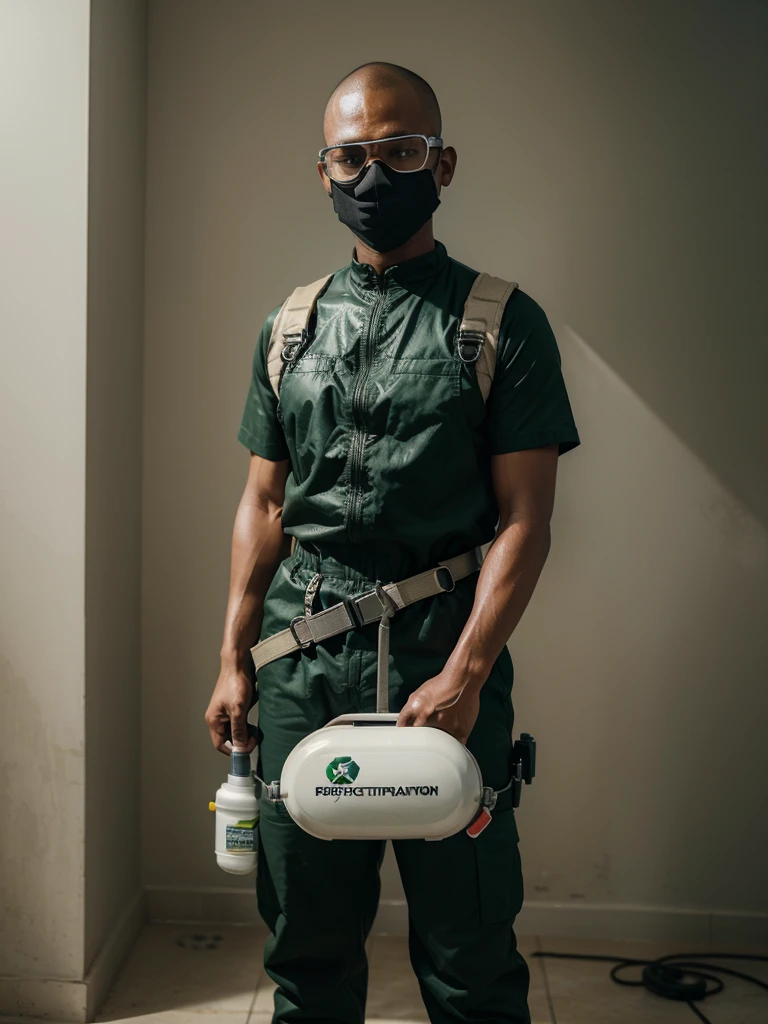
[280,329,308,363]
[456,329,485,363]
[289,615,313,649]
[344,595,367,628]
[434,564,455,593]
[349,583,400,629]
[481,785,497,811]
[266,781,282,802]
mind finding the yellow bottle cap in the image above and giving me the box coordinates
[208,801,216,812]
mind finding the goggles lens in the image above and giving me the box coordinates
[322,134,431,182]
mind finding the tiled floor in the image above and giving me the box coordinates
[4,924,767,1023]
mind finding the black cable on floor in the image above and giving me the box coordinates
[531,950,768,1023]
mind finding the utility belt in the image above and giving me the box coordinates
[249,545,485,675]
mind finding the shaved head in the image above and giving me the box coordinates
[324,62,442,144]
[318,60,456,266]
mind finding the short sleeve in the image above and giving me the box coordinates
[237,304,290,460]
[487,290,581,457]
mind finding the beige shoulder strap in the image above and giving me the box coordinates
[458,273,518,402]
[267,274,332,398]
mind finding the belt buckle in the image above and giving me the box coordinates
[350,583,398,628]
[289,615,313,649]
[345,595,368,628]
[434,564,455,593]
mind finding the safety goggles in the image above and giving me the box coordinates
[319,133,443,184]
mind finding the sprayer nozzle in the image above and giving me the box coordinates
[230,749,252,778]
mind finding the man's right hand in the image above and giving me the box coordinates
[205,664,257,755]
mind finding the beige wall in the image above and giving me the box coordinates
[0,1,147,1019]
[140,0,766,940]
[85,0,147,975]
[0,0,91,986]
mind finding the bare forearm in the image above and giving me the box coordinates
[219,495,289,670]
[444,513,551,692]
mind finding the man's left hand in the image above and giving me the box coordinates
[396,671,481,745]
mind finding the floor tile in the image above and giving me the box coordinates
[96,923,265,1020]
[248,973,276,1018]
[250,941,409,1019]
[364,934,552,1023]
[525,989,554,1024]
[366,935,429,1021]
[689,952,768,1024]
[520,936,554,1024]
[538,935,768,1024]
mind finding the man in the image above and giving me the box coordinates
[205,61,580,1024]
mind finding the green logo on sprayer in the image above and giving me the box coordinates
[326,756,360,785]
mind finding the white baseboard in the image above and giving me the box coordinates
[146,883,263,925]
[516,900,768,947]
[146,885,768,947]
[0,977,87,1024]
[0,889,145,1024]
[378,899,768,946]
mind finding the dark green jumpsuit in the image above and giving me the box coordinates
[238,241,580,1024]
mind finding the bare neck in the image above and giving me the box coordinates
[353,220,436,275]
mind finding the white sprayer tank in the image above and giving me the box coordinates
[279,714,484,840]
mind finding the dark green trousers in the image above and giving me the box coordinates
[255,544,530,1024]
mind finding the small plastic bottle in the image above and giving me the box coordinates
[209,747,259,874]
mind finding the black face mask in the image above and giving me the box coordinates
[330,160,441,254]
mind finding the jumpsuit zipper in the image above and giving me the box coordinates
[348,275,387,543]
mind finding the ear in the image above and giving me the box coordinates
[438,146,457,189]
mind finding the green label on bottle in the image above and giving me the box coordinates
[225,817,258,852]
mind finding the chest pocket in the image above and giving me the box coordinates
[357,354,485,511]
[277,354,349,488]
[371,356,462,441]
[375,350,492,440]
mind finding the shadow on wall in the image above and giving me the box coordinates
[510,322,768,936]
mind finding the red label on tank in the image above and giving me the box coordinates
[466,807,493,838]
